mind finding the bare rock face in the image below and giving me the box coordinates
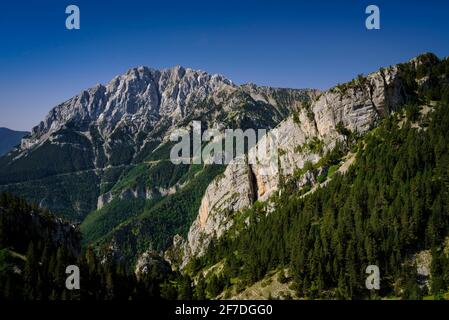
[174,64,407,268]
[21,66,314,158]
[414,250,432,289]
[186,163,253,259]
[21,66,235,153]
[134,249,171,280]
[97,192,113,210]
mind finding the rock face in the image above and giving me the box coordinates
[21,66,314,159]
[413,250,432,289]
[173,64,407,268]
[134,249,172,280]
[23,66,234,152]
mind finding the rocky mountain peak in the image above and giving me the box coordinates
[20,66,236,151]
[0,63,314,222]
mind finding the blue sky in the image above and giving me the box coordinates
[0,0,448,131]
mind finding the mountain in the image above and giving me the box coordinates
[0,67,314,222]
[0,128,29,156]
[172,61,404,268]
[165,53,449,299]
[0,66,315,264]
[1,53,449,300]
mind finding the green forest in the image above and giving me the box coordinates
[0,193,197,300]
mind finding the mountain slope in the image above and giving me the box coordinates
[172,53,449,299]
[171,56,407,268]
[0,128,28,156]
[188,100,449,299]
[0,193,186,300]
[0,66,315,221]
[0,66,315,267]
[79,87,314,259]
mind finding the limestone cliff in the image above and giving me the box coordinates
[171,62,407,268]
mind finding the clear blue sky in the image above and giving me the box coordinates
[1,0,448,131]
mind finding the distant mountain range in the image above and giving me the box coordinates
[0,127,28,156]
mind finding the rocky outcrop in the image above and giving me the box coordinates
[414,250,432,289]
[174,63,407,268]
[135,250,172,280]
[97,192,113,209]
[96,182,182,210]
[97,188,147,209]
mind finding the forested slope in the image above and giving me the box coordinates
[185,54,449,299]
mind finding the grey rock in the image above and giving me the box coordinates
[135,249,172,280]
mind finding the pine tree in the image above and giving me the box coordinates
[24,242,38,299]
[194,275,207,300]
[160,281,177,300]
[178,276,193,300]
[3,277,13,300]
